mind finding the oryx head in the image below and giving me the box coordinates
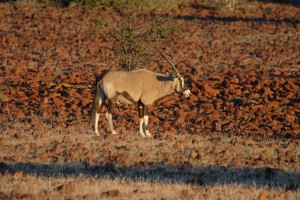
[157,47,191,98]
[175,75,190,97]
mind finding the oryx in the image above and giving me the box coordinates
[89,48,191,137]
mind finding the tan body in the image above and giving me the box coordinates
[101,69,180,105]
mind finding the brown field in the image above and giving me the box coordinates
[0,0,299,199]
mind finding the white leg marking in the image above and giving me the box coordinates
[144,115,152,137]
[139,118,145,137]
[95,112,100,136]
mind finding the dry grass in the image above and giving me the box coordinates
[0,119,300,199]
[1,120,299,171]
[0,173,299,199]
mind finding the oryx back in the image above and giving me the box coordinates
[101,70,144,103]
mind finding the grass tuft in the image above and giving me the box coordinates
[0,94,9,103]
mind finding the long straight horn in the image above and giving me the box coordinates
[156,47,181,76]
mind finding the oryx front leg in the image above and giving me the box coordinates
[139,117,146,137]
[143,115,151,137]
[138,102,151,137]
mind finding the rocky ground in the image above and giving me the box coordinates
[0,0,299,199]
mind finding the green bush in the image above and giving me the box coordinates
[92,14,175,71]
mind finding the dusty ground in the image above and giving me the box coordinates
[0,0,299,199]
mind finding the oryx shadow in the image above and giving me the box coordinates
[2,161,300,190]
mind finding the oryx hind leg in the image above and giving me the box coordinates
[106,100,117,135]
[91,88,106,136]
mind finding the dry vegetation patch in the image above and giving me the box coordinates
[0,122,300,199]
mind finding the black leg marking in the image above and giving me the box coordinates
[138,101,144,118]
[144,105,148,116]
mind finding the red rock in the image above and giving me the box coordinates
[285,113,296,122]
[291,123,300,130]
[262,87,273,97]
[0,77,5,84]
[11,65,22,75]
[286,92,295,99]
[16,110,26,119]
[81,98,90,107]
[53,98,64,107]
[250,93,260,98]
[234,109,243,120]
[204,120,211,129]
[43,97,49,104]
[211,74,224,81]
[202,83,220,96]
[213,121,222,132]
[285,80,299,91]
[234,88,242,96]
[268,101,279,109]
[222,122,235,131]
[102,190,119,197]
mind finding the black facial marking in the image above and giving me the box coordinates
[156,75,174,81]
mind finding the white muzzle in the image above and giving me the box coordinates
[183,89,191,98]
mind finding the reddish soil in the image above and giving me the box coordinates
[1,2,299,138]
[0,1,299,199]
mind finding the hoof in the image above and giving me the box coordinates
[112,131,117,135]
[140,132,146,137]
[145,131,152,137]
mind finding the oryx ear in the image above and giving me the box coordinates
[166,70,172,76]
